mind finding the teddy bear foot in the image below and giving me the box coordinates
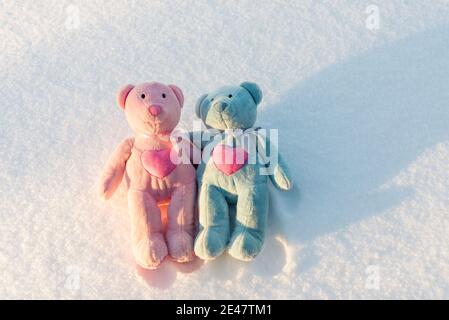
[133,233,168,270]
[166,231,195,263]
[194,228,228,260]
[228,231,263,262]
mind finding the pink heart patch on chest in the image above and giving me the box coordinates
[212,145,249,176]
[141,148,177,179]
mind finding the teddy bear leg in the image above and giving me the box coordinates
[128,189,168,269]
[194,184,230,260]
[166,181,196,263]
[228,184,269,261]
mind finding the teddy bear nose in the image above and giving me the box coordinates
[213,101,228,112]
[149,105,161,116]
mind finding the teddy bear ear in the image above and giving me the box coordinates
[240,82,263,105]
[195,94,208,119]
[169,84,184,108]
[117,84,134,109]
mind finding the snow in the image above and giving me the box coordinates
[1,0,449,299]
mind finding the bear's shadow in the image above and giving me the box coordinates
[257,27,449,275]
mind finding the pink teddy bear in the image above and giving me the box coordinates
[99,82,197,270]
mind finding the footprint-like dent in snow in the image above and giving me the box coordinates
[250,235,291,277]
[207,254,247,280]
[204,235,293,281]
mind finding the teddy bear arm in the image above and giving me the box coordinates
[271,154,293,191]
[98,138,134,200]
[258,134,293,191]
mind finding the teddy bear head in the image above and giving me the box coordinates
[117,82,184,135]
[195,82,262,130]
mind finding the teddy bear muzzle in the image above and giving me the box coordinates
[213,101,228,112]
[148,105,162,116]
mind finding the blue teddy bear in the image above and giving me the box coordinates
[192,82,293,261]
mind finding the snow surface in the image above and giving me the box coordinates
[1,0,449,299]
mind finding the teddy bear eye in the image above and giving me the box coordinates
[210,98,214,102]
[141,94,146,99]
[162,93,166,98]
[228,94,233,98]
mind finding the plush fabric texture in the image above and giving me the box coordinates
[193,82,293,261]
[99,82,197,270]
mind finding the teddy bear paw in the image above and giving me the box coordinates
[194,228,228,260]
[133,233,168,270]
[228,231,263,261]
[166,231,195,263]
